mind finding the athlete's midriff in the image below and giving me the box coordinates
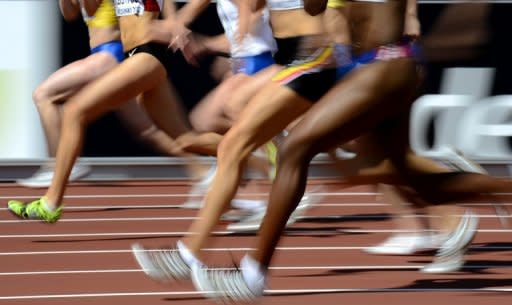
[347,0,406,55]
[88,27,121,49]
[118,12,160,51]
[84,0,121,48]
[270,9,325,38]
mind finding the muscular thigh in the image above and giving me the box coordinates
[41,52,119,103]
[63,53,166,121]
[224,65,282,121]
[227,81,311,151]
[286,59,417,154]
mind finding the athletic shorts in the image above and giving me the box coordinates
[231,51,275,75]
[90,40,124,63]
[335,38,421,80]
[271,35,339,102]
[355,38,421,66]
[273,37,301,66]
[124,42,170,74]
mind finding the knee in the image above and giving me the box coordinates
[62,102,87,127]
[278,134,315,167]
[217,129,251,166]
[190,111,222,133]
[32,85,52,108]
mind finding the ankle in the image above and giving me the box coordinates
[240,255,266,294]
[177,240,203,268]
[41,196,58,211]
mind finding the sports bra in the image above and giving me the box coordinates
[266,0,303,11]
[80,0,117,28]
[114,0,163,17]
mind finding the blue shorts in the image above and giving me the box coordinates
[231,51,275,75]
[90,40,124,63]
[336,38,421,81]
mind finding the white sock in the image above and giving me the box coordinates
[177,240,203,268]
[199,163,217,185]
[231,199,266,211]
[41,197,57,211]
[241,255,266,294]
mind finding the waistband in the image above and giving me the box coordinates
[355,38,421,65]
[90,40,124,63]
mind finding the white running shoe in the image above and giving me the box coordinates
[439,147,486,174]
[227,192,319,232]
[440,147,510,227]
[191,264,264,302]
[181,165,216,209]
[221,200,267,222]
[17,163,91,188]
[421,210,479,273]
[364,232,448,255]
[131,243,191,282]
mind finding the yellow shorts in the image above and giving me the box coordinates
[327,0,345,9]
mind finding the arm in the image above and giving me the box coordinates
[59,0,81,21]
[404,0,421,38]
[82,0,101,17]
[200,34,231,54]
[250,0,267,12]
[176,0,211,27]
[304,0,328,16]
[236,0,265,42]
[324,1,350,45]
[145,0,182,44]
[181,33,230,66]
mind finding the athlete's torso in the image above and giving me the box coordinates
[114,0,163,16]
[347,0,406,53]
[216,0,276,57]
[80,0,120,48]
[113,0,164,50]
[266,0,324,38]
[81,0,117,28]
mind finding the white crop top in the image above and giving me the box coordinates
[217,0,277,58]
[114,0,163,17]
[266,0,304,11]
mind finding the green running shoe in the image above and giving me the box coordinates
[265,141,278,180]
[8,197,62,223]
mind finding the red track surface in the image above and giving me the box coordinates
[0,180,511,305]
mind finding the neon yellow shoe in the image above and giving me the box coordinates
[264,141,278,180]
[8,197,62,223]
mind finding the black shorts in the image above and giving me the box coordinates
[272,35,338,102]
[125,42,171,74]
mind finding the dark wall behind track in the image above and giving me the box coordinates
[60,3,511,157]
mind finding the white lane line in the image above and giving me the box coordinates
[0,217,199,223]
[1,202,510,212]
[4,263,512,276]
[0,192,380,200]
[1,287,511,300]
[3,191,512,200]
[0,247,372,256]
[1,213,511,224]
[1,243,509,256]
[0,228,511,239]
[0,203,389,212]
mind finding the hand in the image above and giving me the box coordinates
[180,33,208,66]
[169,23,192,52]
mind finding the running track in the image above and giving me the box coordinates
[1,180,511,305]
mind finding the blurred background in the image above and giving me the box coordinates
[0,1,511,169]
